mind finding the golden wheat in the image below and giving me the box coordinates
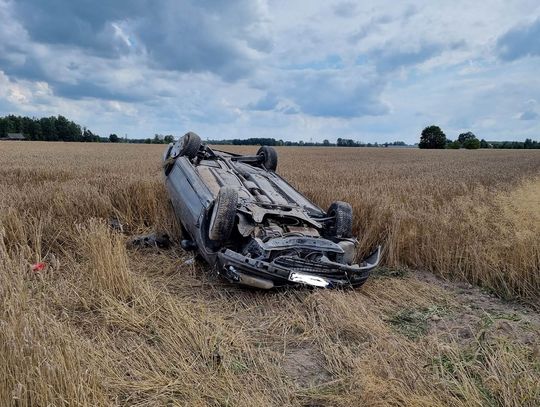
[1,141,539,406]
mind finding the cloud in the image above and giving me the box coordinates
[246,92,280,111]
[366,40,465,73]
[518,110,538,120]
[333,2,358,18]
[283,68,389,118]
[347,14,393,44]
[8,0,272,81]
[497,18,540,61]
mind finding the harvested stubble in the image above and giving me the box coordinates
[1,141,539,406]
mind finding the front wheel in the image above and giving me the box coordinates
[208,187,238,243]
[326,201,353,238]
[172,131,202,159]
[257,146,278,171]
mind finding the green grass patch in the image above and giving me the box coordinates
[386,305,449,340]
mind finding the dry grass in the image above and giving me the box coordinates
[268,147,540,301]
[1,141,539,406]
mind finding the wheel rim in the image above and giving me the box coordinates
[259,152,267,166]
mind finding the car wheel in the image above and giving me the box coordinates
[179,131,202,158]
[257,146,278,171]
[164,132,202,176]
[327,201,353,238]
[208,187,238,242]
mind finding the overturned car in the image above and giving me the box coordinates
[163,132,380,289]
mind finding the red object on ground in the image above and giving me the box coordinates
[31,262,46,272]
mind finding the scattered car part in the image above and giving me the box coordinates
[108,217,124,233]
[128,233,172,249]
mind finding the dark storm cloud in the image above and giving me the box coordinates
[7,0,271,82]
[11,0,144,57]
[0,51,48,83]
[497,18,540,61]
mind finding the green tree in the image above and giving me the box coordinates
[457,132,476,146]
[40,117,56,141]
[163,135,174,143]
[109,134,119,143]
[83,128,99,142]
[0,117,8,137]
[463,138,480,149]
[480,139,489,148]
[448,140,461,149]
[419,125,447,149]
[55,115,72,141]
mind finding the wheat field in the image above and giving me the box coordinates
[1,141,539,406]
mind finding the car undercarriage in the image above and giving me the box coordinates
[163,132,380,289]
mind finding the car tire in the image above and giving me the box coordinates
[257,146,278,171]
[208,187,238,242]
[177,131,202,159]
[327,201,353,238]
[164,132,201,176]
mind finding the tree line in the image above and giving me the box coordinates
[0,114,99,142]
[418,125,540,149]
[3,115,538,149]
[207,138,408,147]
[0,115,175,144]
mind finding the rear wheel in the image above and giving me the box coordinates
[208,187,238,243]
[327,201,353,238]
[164,132,202,175]
[176,131,201,159]
[257,146,278,171]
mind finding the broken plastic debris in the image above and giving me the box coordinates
[183,258,195,266]
[31,262,46,272]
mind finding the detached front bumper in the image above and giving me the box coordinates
[217,246,381,289]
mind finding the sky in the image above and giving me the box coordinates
[1,0,540,143]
